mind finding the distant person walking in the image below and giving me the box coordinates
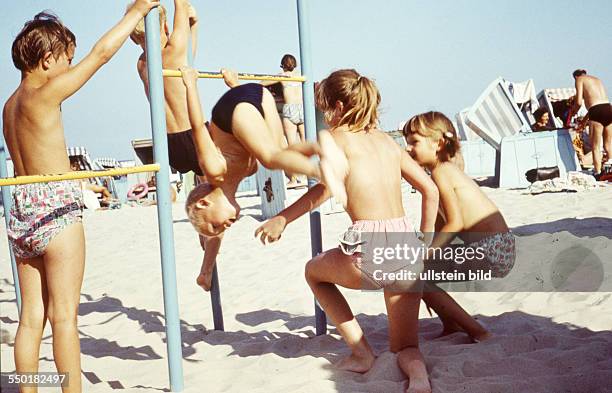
[571,69,612,179]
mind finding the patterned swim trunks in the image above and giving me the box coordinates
[8,180,84,259]
[281,103,304,125]
[468,231,516,278]
[339,216,424,291]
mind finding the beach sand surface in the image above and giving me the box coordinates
[1,186,611,392]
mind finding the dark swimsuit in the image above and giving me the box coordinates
[211,83,265,134]
[588,103,612,127]
[167,130,203,176]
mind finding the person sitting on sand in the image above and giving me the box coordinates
[70,158,115,208]
[181,66,347,291]
[256,69,440,393]
[403,111,515,341]
[570,69,612,179]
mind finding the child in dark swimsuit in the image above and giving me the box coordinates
[129,0,202,175]
[180,66,347,291]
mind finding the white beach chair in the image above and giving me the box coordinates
[456,108,497,178]
[466,78,580,188]
[505,79,539,124]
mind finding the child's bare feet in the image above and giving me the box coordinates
[398,348,431,393]
[436,321,492,343]
[318,130,348,205]
[335,351,375,373]
[196,271,213,291]
[471,331,492,343]
[406,378,432,393]
[436,320,464,338]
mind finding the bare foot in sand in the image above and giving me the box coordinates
[472,331,493,343]
[436,319,491,342]
[406,378,432,393]
[398,348,431,393]
[436,320,464,338]
[335,352,375,373]
[318,130,348,205]
[196,271,212,291]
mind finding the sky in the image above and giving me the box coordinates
[1,0,611,160]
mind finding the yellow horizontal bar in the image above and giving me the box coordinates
[0,164,161,187]
[162,69,306,83]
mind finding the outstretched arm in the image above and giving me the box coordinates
[254,183,330,244]
[166,0,190,58]
[399,148,439,236]
[41,0,159,104]
[428,168,463,250]
[189,4,199,59]
[573,78,584,111]
[180,66,227,184]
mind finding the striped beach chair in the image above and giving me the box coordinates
[466,78,580,188]
[67,146,105,186]
[466,77,532,150]
[456,107,497,178]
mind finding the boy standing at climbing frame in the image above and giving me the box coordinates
[3,2,159,392]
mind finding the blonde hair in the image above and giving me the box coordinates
[185,183,213,234]
[127,3,167,46]
[403,111,461,162]
[315,69,380,132]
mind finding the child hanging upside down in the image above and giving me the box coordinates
[180,66,348,291]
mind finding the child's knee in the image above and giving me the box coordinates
[47,303,78,326]
[304,258,318,284]
[19,308,46,331]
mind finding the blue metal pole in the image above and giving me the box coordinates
[144,6,184,392]
[209,266,224,330]
[296,0,327,336]
[0,140,21,314]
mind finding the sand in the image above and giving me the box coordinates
[1,185,611,392]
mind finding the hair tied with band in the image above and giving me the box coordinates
[444,131,453,138]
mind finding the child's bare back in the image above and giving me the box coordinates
[432,162,508,238]
[331,127,405,220]
[3,84,71,176]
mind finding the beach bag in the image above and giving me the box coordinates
[525,166,560,183]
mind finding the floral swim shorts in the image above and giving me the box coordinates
[8,180,84,259]
[468,231,516,278]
